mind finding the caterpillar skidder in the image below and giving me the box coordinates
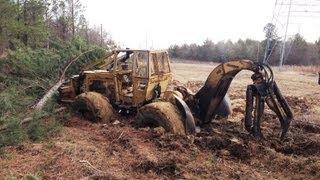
[58,49,293,139]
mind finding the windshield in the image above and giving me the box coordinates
[116,51,134,71]
[134,52,148,78]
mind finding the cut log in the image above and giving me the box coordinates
[33,50,94,111]
[33,79,64,110]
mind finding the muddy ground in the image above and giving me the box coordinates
[1,62,320,179]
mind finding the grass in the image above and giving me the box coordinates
[0,73,64,148]
[4,173,42,180]
[0,87,30,118]
[24,173,42,180]
[0,89,63,149]
[0,111,63,149]
[285,65,320,74]
[27,112,63,141]
[0,118,26,148]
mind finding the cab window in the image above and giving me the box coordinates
[116,51,134,71]
[134,52,148,78]
[150,53,157,76]
[157,53,170,73]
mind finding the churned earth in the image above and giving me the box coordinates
[1,61,320,179]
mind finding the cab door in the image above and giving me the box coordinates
[146,52,172,100]
[132,51,149,106]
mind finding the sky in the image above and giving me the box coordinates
[82,0,320,49]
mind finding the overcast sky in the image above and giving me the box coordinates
[82,0,320,49]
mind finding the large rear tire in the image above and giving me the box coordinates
[73,92,114,123]
[136,101,186,135]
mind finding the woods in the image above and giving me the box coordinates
[0,0,115,51]
[169,34,320,65]
[0,0,115,148]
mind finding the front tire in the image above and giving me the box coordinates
[136,101,186,135]
[73,92,114,123]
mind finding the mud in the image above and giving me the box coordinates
[1,78,320,179]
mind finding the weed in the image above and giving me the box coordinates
[0,87,23,117]
[0,118,26,148]
[3,176,18,180]
[24,173,42,180]
[26,112,62,142]
[44,140,55,149]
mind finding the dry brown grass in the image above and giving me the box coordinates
[285,65,320,74]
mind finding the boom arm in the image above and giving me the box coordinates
[82,51,115,71]
[195,60,259,123]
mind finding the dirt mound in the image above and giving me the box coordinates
[132,158,181,177]
[285,96,310,114]
[185,81,204,92]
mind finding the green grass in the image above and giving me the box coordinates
[3,173,42,180]
[27,112,62,141]
[0,118,26,148]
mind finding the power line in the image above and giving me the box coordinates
[264,0,320,66]
[270,0,320,67]
[263,0,283,63]
[271,0,280,23]
[272,0,285,25]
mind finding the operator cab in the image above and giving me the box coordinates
[110,50,172,107]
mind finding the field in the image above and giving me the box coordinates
[1,61,320,179]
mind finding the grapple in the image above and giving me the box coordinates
[244,66,293,139]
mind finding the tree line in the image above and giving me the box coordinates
[168,34,320,66]
[0,0,115,55]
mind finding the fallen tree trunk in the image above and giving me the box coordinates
[33,79,65,110]
[33,49,94,111]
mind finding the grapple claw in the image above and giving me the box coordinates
[245,72,293,140]
[245,85,266,139]
[252,96,265,138]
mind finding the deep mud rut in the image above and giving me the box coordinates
[1,68,320,179]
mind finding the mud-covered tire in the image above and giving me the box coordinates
[136,101,186,135]
[73,92,114,123]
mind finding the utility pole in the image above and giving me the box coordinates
[268,0,320,67]
[279,0,292,68]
